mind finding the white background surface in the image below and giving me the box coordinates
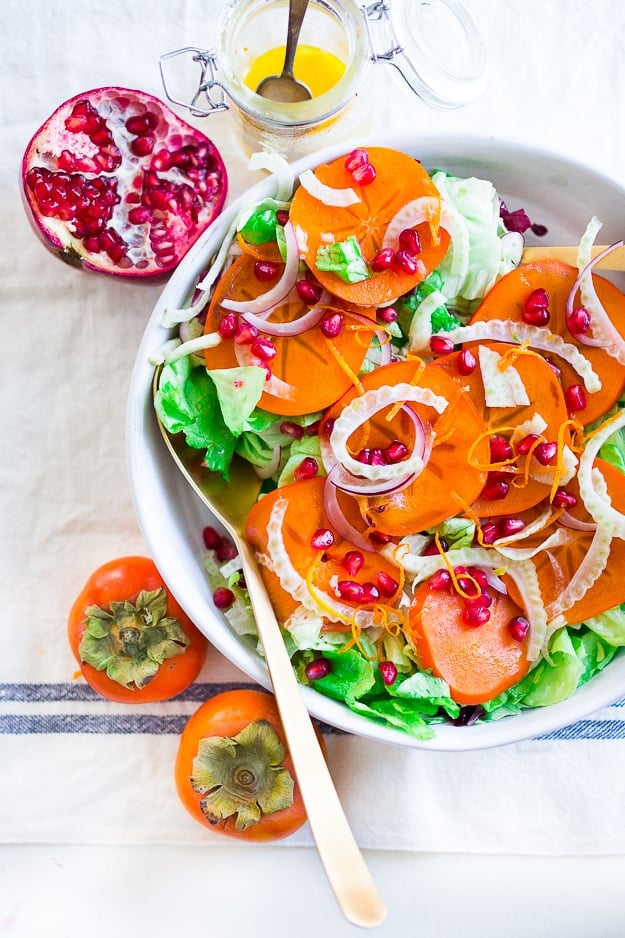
[3,1,625,935]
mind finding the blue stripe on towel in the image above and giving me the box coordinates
[1,684,625,738]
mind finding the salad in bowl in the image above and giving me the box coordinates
[127,134,625,750]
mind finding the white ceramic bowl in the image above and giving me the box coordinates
[127,132,625,751]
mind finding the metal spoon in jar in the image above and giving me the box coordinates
[256,0,312,103]
[151,368,387,929]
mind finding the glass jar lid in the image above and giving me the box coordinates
[369,0,487,109]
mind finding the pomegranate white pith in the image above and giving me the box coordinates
[21,86,227,279]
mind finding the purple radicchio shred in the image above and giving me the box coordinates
[499,200,548,237]
[452,705,485,727]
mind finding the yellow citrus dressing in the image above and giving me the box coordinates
[245,44,346,98]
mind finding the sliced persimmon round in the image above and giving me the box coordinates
[470,259,625,425]
[289,146,450,307]
[203,255,376,415]
[320,358,490,536]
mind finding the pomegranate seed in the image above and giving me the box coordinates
[320,311,344,337]
[516,433,541,456]
[464,590,493,609]
[379,661,398,686]
[553,487,577,509]
[305,658,331,681]
[254,260,281,281]
[218,312,239,339]
[376,571,399,597]
[305,420,320,436]
[490,435,514,462]
[370,448,387,466]
[311,528,335,550]
[276,209,289,226]
[127,206,151,225]
[279,421,304,439]
[498,517,526,538]
[467,566,490,589]
[457,348,477,375]
[524,287,549,309]
[522,305,550,326]
[125,112,158,135]
[360,582,380,603]
[481,474,510,500]
[130,135,155,157]
[351,162,376,186]
[371,248,395,271]
[368,530,394,545]
[429,569,452,591]
[295,278,322,304]
[234,321,259,345]
[377,306,398,324]
[480,522,499,545]
[463,604,491,626]
[344,148,369,172]
[565,384,587,412]
[356,448,372,464]
[393,249,419,275]
[429,336,455,355]
[566,305,591,336]
[213,587,235,610]
[398,228,422,255]
[384,440,409,463]
[336,580,365,602]
[216,542,237,562]
[533,441,557,465]
[202,526,223,550]
[343,551,364,576]
[509,615,530,642]
[250,337,277,361]
[322,417,335,436]
[294,457,318,481]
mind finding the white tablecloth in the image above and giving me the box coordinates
[2,1,625,934]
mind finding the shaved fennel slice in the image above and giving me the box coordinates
[160,331,221,364]
[407,289,449,353]
[576,217,625,363]
[546,522,615,621]
[478,345,530,407]
[529,444,578,487]
[263,497,374,626]
[382,196,441,249]
[221,221,300,314]
[441,320,601,393]
[493,504,556,546]
[298,169,360,207]
[248,150,295,203]
[494,527,575,561]
[577,409,625,535]
[329,383,448,482]
[388,545,547,660]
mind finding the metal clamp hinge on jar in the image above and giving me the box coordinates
[362,2,404,64]
[159,47,228,118]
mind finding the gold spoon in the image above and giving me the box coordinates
[522,243,625,269]
[152,368,387,929]
[256,0,312,103]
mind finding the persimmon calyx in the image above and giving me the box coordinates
[78,587,190,688]
[190,720,295,831]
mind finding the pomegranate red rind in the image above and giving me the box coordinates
[20,87,228,279]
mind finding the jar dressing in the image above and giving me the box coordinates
[159,0,486,159]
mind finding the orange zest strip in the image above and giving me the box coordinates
[467,425,519,472]
[433,531,481,600]
[385,357,426,423]
[496,340,538,370]
[323,336,365,396]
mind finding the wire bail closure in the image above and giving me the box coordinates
[159,47,228,117]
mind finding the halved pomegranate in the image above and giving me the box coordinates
[21,87,228,279]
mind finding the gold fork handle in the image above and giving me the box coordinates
[237,539,387,928]
[521,243,625,270]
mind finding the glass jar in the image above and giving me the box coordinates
[160,0,486,160]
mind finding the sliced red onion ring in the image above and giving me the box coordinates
[329,383,448,482]
[347,310,393,367]
[327,462,417,497]
[221,221,300,315]
[558,511,597,532]
[241,290,331,337]
[565,238,625,353]
[322,477,374,553]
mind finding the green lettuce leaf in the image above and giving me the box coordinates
[154,358,237,478]
[316,236,370,283]
[207,366,267,436]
